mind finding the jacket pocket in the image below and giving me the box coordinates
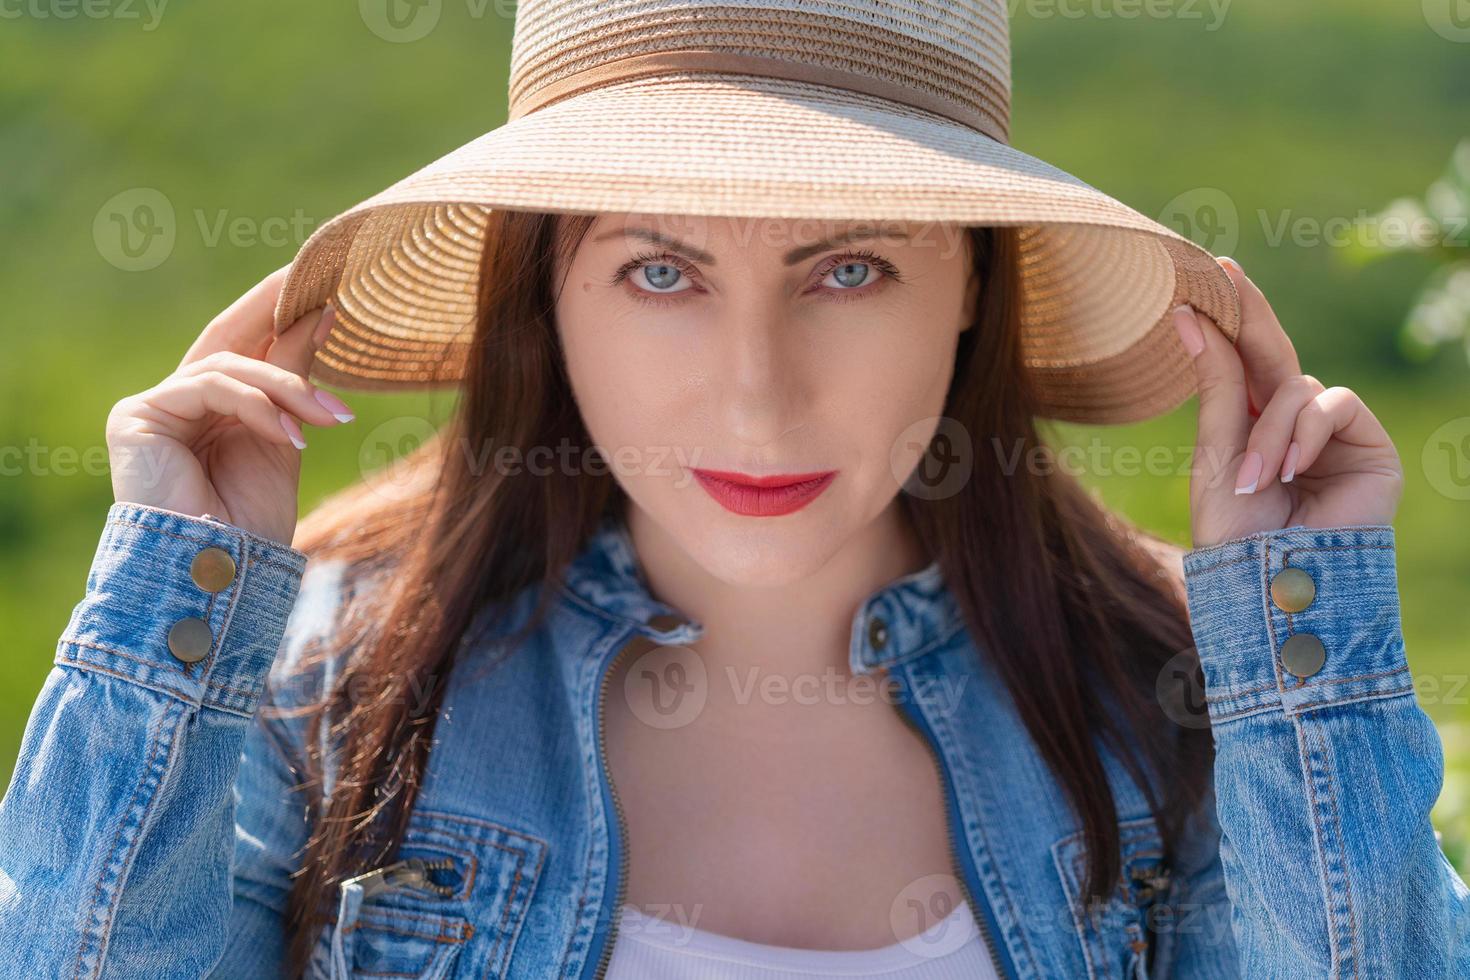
[328,881,470,979]
[1050,813,1173,980]
[316,805,548,979]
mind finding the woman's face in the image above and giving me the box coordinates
[554,213,979,586]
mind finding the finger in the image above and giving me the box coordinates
[1176,304,1250,469]
[1282,386,1391,481]
[1216,258,1302,415]
[145,372,305,450]
[263,299,336,381]
[177,350,353,427]
[1236,374,1326,493]
[178,264,293,368]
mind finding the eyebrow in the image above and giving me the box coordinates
[590,226,910,267]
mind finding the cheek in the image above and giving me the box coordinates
[866,351,957,504]
[556,291,699,461]
[799,300,964,504]
[808,263,969,418]
[818,317,961,441]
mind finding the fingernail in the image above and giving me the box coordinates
[1234,450,1262,494]
[279,411,307,450]
[1172,304,1205,357]
[1281,441,1300,483]
[311,303,336,350]
[1218,256,1243,276]
[313,387,355,423]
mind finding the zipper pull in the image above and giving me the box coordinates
[342,857,459,900]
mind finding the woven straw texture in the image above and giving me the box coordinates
[273,0,1241,425]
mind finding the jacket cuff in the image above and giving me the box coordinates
[56,501,309,715]
[1181,524,1409,721]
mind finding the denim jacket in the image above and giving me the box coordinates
[1,500,1467,978]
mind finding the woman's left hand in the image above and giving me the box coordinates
[1175,257,1404,550]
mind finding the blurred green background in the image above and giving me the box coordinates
[1,1,1466,868]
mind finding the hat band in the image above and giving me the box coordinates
[506,48,1008,144]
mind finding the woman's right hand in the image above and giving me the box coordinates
[105,265,355,549]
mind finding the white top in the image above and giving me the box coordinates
[604,899,1001,979]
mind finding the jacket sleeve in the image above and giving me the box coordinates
[1173,522,1470,978]
[0,501,316,979]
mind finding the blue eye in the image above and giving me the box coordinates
[609,250,697,301]
[639,262,686,292]
[827,262,872,289]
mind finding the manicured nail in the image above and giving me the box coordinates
[279,411,307,449]
[311,303,336,349]
[1172,304,1205,357]
[1234,450,1262,494]
[1218,256,1243,276]
[313,387,355,422]
[1281,441,1301,483]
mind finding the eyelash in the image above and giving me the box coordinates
[605,247,905,309]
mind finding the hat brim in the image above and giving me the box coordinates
[273,72,1240,425]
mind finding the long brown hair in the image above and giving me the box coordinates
[275,210,1214,977]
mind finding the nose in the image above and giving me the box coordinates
[713,302,807,447]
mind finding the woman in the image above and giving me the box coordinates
[2,1,1467,978]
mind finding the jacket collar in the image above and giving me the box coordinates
[558,512,966,675]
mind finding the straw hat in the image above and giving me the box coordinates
[272,0,1241,425]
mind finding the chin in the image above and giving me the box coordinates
[675,504,852,589]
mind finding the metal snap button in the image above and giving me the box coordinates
[190,546,237,593]
[1270,567,1316,613]
[167,616,213,664]
[1280,633,1326,678]
[867,616,889,652]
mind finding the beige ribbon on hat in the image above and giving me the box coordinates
[507,48,1009,145]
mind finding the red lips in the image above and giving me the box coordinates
[690,468,838,517]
